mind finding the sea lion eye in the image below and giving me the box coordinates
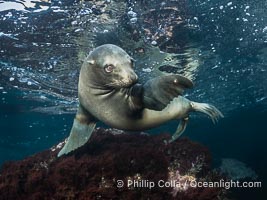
[104,64,115,73]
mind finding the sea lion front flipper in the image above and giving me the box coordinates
[169,117,189,143]
[57,105,97,157]
[143,74,193,111]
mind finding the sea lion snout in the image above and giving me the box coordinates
[118,70,138,87]
[126,74,138,86]
[128,71,138,84]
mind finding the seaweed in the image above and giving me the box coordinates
[0,128,226,199]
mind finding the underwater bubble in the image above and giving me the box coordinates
[211,65,219,69]
[40,95,47,100]
[130,17,137,24]
[151,41,157,45]
[142,68,152,73]
[74,28,82,32]
[71,21,78,25]
[5,12,13,17]
[127,10,137,18]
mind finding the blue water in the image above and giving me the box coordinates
[0,0,266,198]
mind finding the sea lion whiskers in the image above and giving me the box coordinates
[104,80,134,88]
[103,82,119,88]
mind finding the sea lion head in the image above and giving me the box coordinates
[85,44,138,88]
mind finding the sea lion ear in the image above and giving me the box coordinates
[130,57,136,62]
[86,59,95,65]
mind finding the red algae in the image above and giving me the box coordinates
[0,128,226,199]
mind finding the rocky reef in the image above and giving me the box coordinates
[0,128,225,199]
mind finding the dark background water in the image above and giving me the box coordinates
[0,0,266,199]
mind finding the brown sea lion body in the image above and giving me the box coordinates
[58,44,223,157]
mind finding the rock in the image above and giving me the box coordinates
[219,158,258,180]
[0,128,226,199]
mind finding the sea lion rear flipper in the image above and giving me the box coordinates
[169,117,189,143]
[57,105,97,157]
[143,74,193,111]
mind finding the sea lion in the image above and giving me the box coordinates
[58,44,223,157]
